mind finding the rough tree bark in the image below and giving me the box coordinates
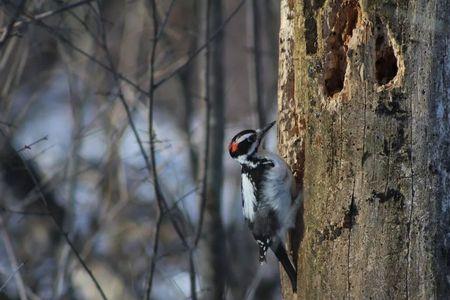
[277,0,450,299]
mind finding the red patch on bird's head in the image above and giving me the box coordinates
[229,142,238,154]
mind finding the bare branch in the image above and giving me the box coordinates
[145,211,162,300]
[3,0,246,103]
[0,0,26,50]
[0,204,50,216]
[93,0,190,247]
[0,262,25,294]
[0,0,95,36]
[16,135,48,152]
[194,0,211,247]
[0,216,28,300]
[89,4,192,297]
[156,0,177,40]
[2,0,149,97]
[188,249,197,300]
[16,153,108,300]
[145,1,170,298]
[154,0,247,89]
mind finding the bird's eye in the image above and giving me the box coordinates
[247,135,256,143]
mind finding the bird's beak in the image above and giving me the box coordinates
[257,121,276,141]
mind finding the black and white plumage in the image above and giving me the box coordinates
[228,121,301,292]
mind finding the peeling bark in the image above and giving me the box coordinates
[278,0,450,298]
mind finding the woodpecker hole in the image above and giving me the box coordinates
[323,0,361,97]
[375,18,398,85]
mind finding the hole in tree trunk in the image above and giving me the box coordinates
[323,0,360,97]
[375,17,398,85]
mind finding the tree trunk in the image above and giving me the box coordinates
[246,0,266,128]
[199,0,227,299]
[277,0,450,299]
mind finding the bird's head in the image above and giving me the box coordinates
[228,121,276,164]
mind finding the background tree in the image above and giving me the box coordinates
[0,1,283,299]
[197,0,227,298]
[278,0,450,298]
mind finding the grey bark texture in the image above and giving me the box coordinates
[277,0,450,299]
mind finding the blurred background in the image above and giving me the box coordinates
[0,0,281,299]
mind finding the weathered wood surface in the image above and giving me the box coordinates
[277,0,450,298]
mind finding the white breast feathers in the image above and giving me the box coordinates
[241,173,257,221]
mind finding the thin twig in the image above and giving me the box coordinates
[0,262,25,294]
[145,211,162,300]
[0,0,95,35]
[156,0,176,40]
[154,0,247,89]
[145,2,197,298]
[90,4,190,297]
[16,135,48,152]
[147,0,161,212]
[3,0,245,101]
[163,187,198,218]
[0,216,28,300]
[0,0,26,50]
[0,205,50,216]
[52,0,104,48]
[93,0,190,246]
[145,2,166,298]
[188,248,197,300]
[2,0,148,97]
[18,154,108,300]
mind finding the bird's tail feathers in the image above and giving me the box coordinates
[271,240,297,293]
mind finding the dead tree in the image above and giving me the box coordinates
[277,0,450,298]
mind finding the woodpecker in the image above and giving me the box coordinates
[228,121,300,292]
